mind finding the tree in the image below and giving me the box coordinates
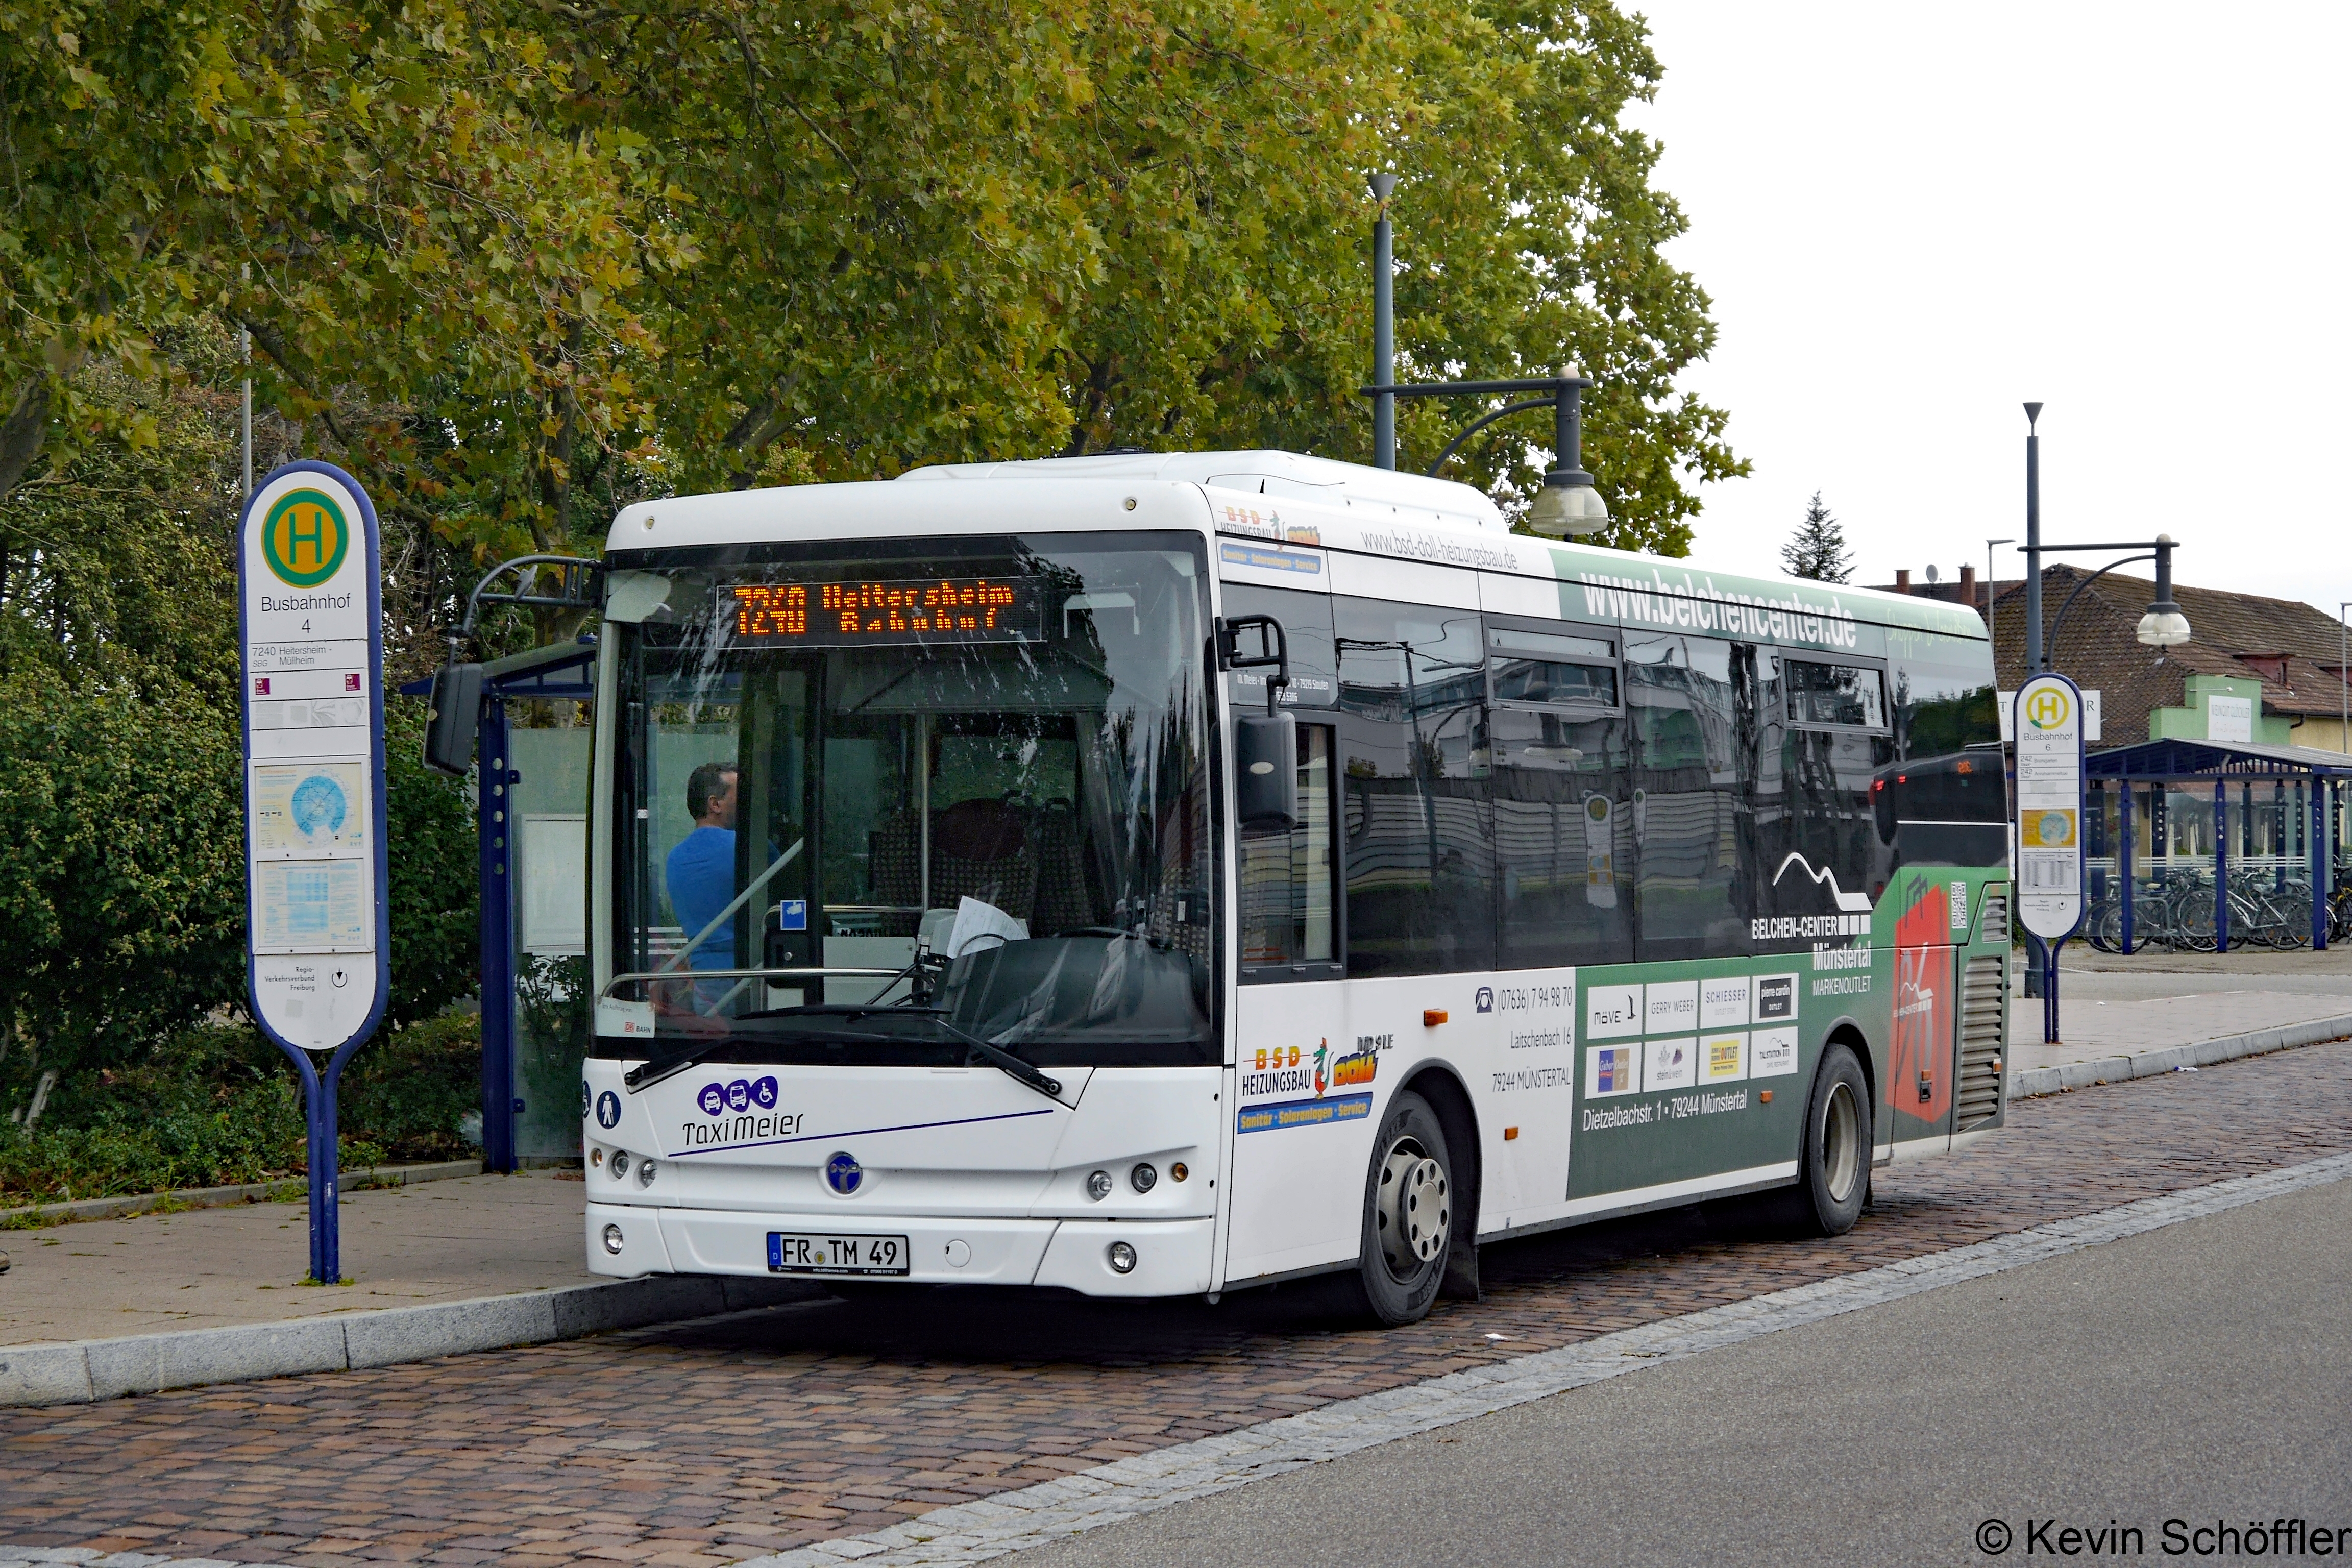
[1782,491,1852,582]
[0,333,478,1102]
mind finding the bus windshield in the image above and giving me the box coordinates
[602,531,1215,1069]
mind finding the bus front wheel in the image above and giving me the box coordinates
[1786,1043,1870,1237]
[1349,1090,1453,1327]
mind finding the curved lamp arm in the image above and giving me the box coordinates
[2045,553,2154,670]
[1426,398,1557,477]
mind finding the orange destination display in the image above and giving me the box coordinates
[723,577,1046,645]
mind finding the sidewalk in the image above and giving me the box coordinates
[2,1169,595,1346]
[2007,947,2352,1089]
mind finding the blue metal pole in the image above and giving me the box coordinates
[478,698,518,1174]
[293,1049,329,1283]
[2121,780,2136,951]
[2316,775,2329,951]
[2214,776,2229,953]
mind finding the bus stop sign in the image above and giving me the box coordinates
[237,461,390,1282]
[2014,673,2086,941]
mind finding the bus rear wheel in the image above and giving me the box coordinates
[1787,1042,1870,1237]
[1349,1090,1453,1327]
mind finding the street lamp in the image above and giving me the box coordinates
[1363,175,1608,537]
[2031,534,2190,669]
[2135,539,2191,648]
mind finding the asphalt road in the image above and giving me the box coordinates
[1027,1173,2352,1568]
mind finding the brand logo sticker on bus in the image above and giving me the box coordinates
[1645,981,1697,1034]
[1752,975,1797,1023]
[1585,1045,1640,1099]
[1699,976,1751,1029]
[1749,1027,1800,1078]
[1584,984,1642,1040]
[1643,1038,1696,1094]
[1701,1033,1748,1083]
[1314,1041,1377,1095]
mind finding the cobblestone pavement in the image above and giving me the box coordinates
[7,1041,2350,1568]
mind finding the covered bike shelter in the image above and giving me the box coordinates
[2084,738,2345,953]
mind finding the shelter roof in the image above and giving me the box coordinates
[2087,736,2352,779]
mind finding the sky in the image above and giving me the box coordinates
[1619,2,2352,623]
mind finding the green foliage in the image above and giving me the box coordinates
[338,1010,482,1164]
[0,672,249,1094]
[0,1022,304,1203]
[5,0,1742,564]
[0,1014,478,1204]
[1782,490,1853,583]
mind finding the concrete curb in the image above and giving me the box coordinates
[0,1274,820,1408]
[2007,1012,2352,1100]
[0,1160,485,1230]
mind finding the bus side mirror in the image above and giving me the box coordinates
[423,661,485,777]
[1234,710,1298,837]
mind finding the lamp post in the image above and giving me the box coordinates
[1370,173,1397,471]
[2024,404,2044,677]
[2339,601,2349,755]
[1362,176,1608,536]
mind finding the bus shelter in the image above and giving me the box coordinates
[2083,738,2345,952]
[404,638,597,1172]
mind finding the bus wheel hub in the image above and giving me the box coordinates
[1378,1147,1449,1276]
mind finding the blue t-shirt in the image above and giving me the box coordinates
[665,826,738,970]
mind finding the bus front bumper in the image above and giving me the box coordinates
[585,1202,1216,1298]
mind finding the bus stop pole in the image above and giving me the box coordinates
[2121,780,2135,951]
[478,698,518,1173]
[2317,774,2331,951]
[2214,777,2229,953]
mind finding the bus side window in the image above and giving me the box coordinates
[1779,654,1895,908]
[1488,622,1632,970]
[1238,724,1339,976]
[1334,596,1493,978]
[1627,633,1744,962]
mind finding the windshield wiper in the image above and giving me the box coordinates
[623,1004,1066,1104]
[779,1005,1067,1102]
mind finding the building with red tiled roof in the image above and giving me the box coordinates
[1874,565,2352,754]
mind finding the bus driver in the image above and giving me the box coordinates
[666,761,740,987]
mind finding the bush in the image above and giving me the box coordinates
[341,1011,482,1164]
[0,1023,304,1203]
[0,1014,481,1206]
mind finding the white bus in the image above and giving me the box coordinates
[579,450,2008,1325]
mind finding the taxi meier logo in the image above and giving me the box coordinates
[260,488,351,587]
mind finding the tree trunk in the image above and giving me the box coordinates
[0,375,52,506]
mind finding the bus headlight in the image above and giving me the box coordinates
[602,1223,625,1255]
[1106,1241,1137,1274]
[637,1159,657,1188]
[1129,1163,1157,1193]
[611,1151,630,1179]
[1086,1169,1113,1201]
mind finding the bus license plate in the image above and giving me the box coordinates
[767,1232,910,1277]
